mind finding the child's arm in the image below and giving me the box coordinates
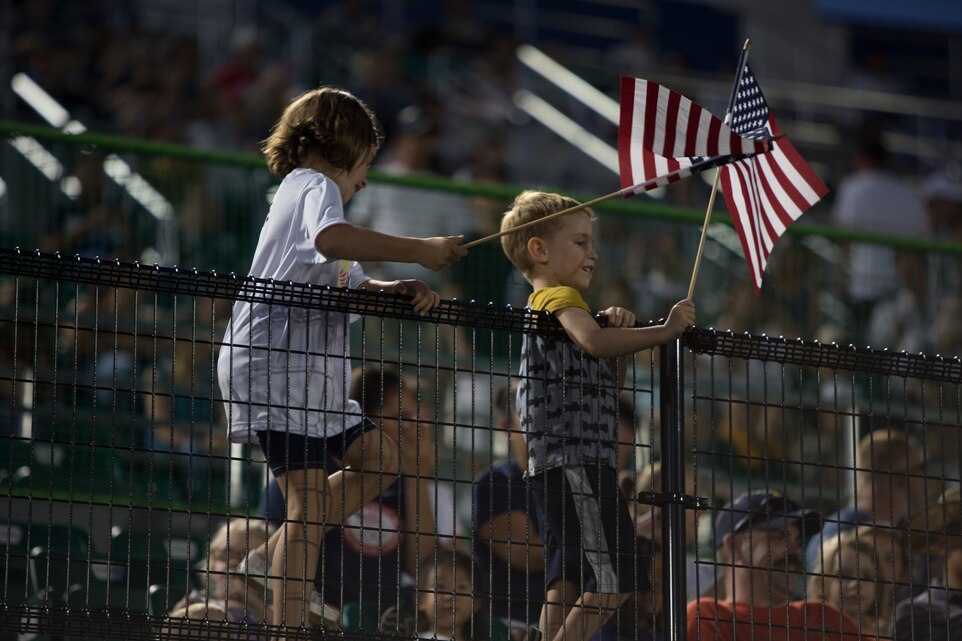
[599,306,636,390]
[554,299,695,359]
[315,224,466,270]
[359,279,440,315]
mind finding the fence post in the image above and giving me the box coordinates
[659,337,687,641]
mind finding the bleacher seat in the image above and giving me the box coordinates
[25,522,90,608]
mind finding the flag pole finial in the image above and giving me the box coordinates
[743,38,751,52]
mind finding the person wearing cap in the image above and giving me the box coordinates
[687,491,860,640]
[805,429,925,600]
[807,524,895,636]
[891,487,962,640]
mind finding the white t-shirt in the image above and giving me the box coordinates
[832,169,929,301]
[217,168,369,443]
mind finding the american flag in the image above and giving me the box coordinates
[618,77,770,195]
[719,63,828,291]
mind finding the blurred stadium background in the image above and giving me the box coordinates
[2,1,962,639]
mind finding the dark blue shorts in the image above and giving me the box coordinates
[255,418,377,478]
[529,465,649,595]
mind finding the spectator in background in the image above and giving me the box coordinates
[892,488,962,640]
[934,296,962,357]
[443,159,516,425]
[445,155,513,308]
[866,250,935,354]
[162,599,265,641]
[831,137,930,346]
[807,525,895,637]
[165,518,272,640]
[416,548,490,641]
[201,517,270,601]
[806,428,926,598]
[688,491,859,640]
[261,367,441,634]
[631,461,706,600]
[923,171,962,310]
[923,170,962,236]
[472,383,545,639]
[349,103,472,286]
[141,330,230,499]
[59,286,141,416]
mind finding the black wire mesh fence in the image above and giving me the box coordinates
[2,249,962,641]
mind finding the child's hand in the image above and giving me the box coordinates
[393,280,441,315]
[665,299,696,337]
[600,306,637,328]
[418,236,467,271]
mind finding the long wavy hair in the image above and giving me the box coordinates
[261,86,384,179]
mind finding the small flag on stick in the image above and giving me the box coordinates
[618,77,770,193]
[719,63,828,291]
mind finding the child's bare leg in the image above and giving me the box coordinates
[269,468,328,637]
[547,589,627,641]
[258,429,399,559]
[309,428,400,610]
[325,427,400,524]
[540,580,577,641]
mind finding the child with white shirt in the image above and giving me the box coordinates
[216,86,466,634]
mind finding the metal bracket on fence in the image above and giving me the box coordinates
[636,491,712,510]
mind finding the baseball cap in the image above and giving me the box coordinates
[713,491,821,550]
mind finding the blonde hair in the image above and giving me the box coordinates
[807,525,894,629]
[500,190,593,276]
[261,86,384,179]
[208,518,269,565]
[855,429,920,488]
[198,518,269,594]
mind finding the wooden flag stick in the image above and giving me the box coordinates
[686,38,751,301]
[686,168,723,300]
[463,189,623,249]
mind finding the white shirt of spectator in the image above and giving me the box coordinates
[218,168,367,443]
[832,168,930,302]
[347,159,471,285]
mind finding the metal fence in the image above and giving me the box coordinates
[2,248,961,641]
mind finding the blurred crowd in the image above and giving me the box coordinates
[6,1,962,356]
[155,381,962,640]
[5,4,962,639]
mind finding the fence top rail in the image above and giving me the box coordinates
[0,248,541,335]
[2,248,961,383]
[686,329,962,385]
[4,120,962,255]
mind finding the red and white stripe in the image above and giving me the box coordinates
[720,117,828,291]
[617,154,745,196]
[618,76,769,189]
